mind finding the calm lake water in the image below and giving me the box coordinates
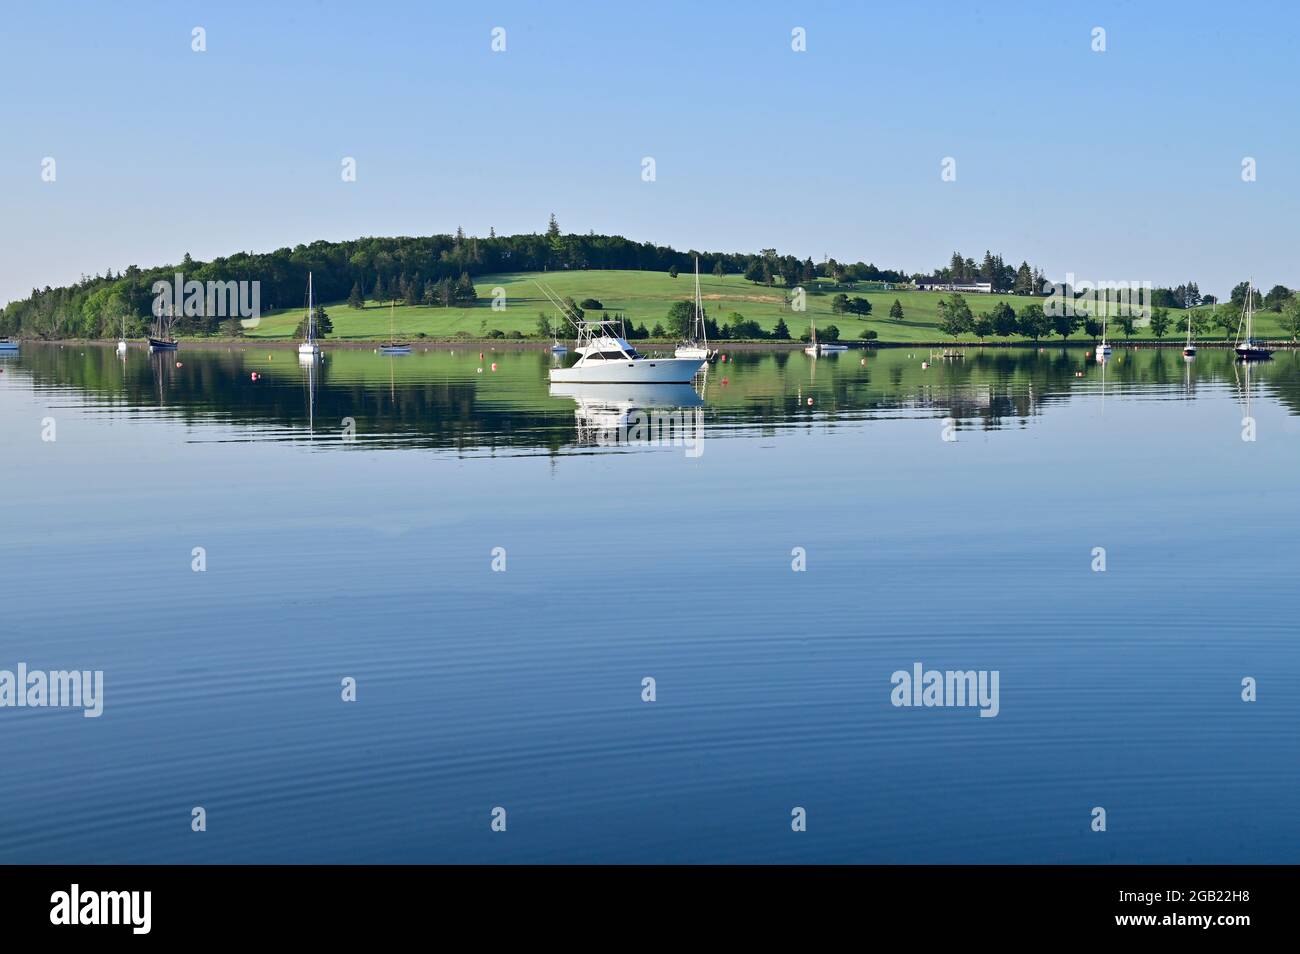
[2,341,1297,864]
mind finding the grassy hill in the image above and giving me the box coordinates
[244,270,1280,344]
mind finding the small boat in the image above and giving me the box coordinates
[116,314,128,354]
[675,257,715,361]
[298,271,322,358]
[0,339,19,352]
[149,304,178,351]
[550,340,568,354]
[1182,309,1197,357]
[1234,280,1272,361]
[380,299,411,354]
[804,318,846,355]
[540,283,702,383]
[1095,308,1112,357]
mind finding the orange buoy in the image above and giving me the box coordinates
[721,377,729,385]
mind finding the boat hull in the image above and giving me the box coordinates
[550,357,704,384]
[148,338,178,351]
[1235,347,1272,361]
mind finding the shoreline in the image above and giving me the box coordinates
[11,337,1297,352]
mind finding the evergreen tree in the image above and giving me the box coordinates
[1013,262,1034,296]
[772,316,791,340]
[348,281,364,309]
[456,272,478,304]
[889,299,904,320]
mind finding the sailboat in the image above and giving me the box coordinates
[804,317,846,356]
[380,299,411,354]
[675,257,713,361]
[117,314,128,354]
[1182,309,1197,357]
[149,304,178,351]
[298,272,321,358]
[1234,279,1272,361]
[1095,307,1112,358]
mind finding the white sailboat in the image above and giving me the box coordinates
[1095,307,1112,358]
[117,313,128,354]
[804,317,846,355]
[675,257,713,361]
[1182,307,1197,358]
[540,282,703,383]
[298,272,321,358]
[1234,279,1272,361]
[380,298,411,354]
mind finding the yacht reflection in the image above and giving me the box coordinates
[549,381,705,450]
[299,351,319,437]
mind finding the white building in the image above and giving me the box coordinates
[916,279,993,294]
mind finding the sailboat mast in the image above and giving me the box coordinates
[306,271,315,342]
[1246,279,1254,341]
[694,256,706,346]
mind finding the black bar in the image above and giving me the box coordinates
[0,865,1278,939]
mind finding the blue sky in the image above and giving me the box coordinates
[1,0,1296,305]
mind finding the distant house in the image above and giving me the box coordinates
[916,279,993,294]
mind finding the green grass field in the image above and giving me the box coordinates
[242,270,1287,344]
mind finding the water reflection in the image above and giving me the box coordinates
[6,343,1299,452]
[550,381,704,450]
